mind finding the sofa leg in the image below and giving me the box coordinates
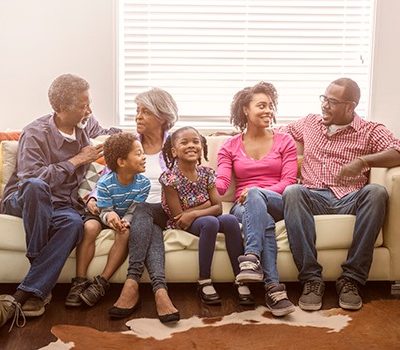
[391,281,400,295]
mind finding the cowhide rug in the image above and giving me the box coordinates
[39,300,400,350]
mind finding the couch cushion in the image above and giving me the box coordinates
[0,214,26,251]
[0,140,18,197]
[275,214,383,251]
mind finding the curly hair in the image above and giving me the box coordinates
[135,88,178,131]
[103,132,138,172]
[230,81,278,131]
[162,127,208,170]
[48,74,90,113]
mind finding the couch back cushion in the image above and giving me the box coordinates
[203,135,236,202]
[0,141,19,198]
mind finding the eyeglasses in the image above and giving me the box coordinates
[319,95,353,107]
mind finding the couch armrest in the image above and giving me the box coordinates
[376,166,400,279]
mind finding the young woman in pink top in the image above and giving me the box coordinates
[216,81,297,317]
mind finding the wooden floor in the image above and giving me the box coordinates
[0,281,397,350]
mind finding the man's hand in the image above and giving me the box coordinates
[86,198,100,215]
[174,211,196,230]
[69,144,103,167]
[337,158,365,182]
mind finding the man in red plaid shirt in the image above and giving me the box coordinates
[282,77,400,311]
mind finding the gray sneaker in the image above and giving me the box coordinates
[336,277,362,310]
[80,275,110,307]
[265,283,295,317]
[65,277,90,307]
[0,295,26,332]
[22,293,52,317]
[299,279,325,311]
[236,255,264,283]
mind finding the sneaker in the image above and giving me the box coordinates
[65,277,91,307]
[0,295,26,332]
[265,283,295,317]
[22,293,52,317]
[298,279,325,311]
[80,275,110,307]
[236,255,264,283]
[336,277,362,310]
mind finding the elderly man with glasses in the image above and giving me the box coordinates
[0,74,121,331]
[281,77,400,311]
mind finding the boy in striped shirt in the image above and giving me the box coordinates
[76,132,150,307]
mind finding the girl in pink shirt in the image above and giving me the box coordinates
[216,81,297,317]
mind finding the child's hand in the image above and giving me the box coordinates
[121,219,131,229]
[119,226,130,235]
[174,211,196,230]
[237,188,249,204]
[107,211,123,231]
[86,198,100,215]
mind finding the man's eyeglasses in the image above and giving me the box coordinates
[319,95,354,107]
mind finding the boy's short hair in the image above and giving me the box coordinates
[103,132,138,172]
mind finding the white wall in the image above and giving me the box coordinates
[0,0,116,130]
[0,0,399,137]
[370,0,400,137]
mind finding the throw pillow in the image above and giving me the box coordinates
[78,162,106,203]
[77,135,110,203]
[0,131,21,142]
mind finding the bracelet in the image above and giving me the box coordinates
[357,156,370,169]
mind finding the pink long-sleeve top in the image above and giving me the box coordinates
[216,132,298,201]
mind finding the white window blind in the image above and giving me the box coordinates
[118,0,373,129]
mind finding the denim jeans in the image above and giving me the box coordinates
[282,184,388,285]
[230,187,283,284]
[127,202,167,293]
[188,214,243,279]
[3,178,83,299]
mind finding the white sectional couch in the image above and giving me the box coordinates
[1,135,400,289]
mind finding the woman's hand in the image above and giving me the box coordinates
[238,188,249,204]
[86,198,100,215]
[174,211,196,231]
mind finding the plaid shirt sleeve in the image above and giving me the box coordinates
[367,123,400,154]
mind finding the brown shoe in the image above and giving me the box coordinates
[22,293,52,317]
[0,294,26,332]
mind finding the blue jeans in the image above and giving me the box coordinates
[188,214,243,279]
[3,178,83,299]
[230,187,283,284]
[282,184,388,285]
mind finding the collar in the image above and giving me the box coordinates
[318,113,363,134]
[50,113,83,149]
[49,113,68,149]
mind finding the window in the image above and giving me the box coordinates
[118,0,373,129]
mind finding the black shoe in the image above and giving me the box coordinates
[234,282,255,306]
[198,279,221,305]
[108,300,140,319]
[158,311,180,324]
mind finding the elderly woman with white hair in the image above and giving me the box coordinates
[65,88,180,323]
[109,88,180,323]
